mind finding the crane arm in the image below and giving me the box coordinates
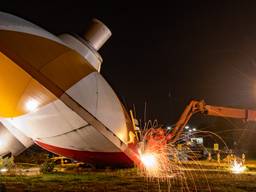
[168,100,256,143]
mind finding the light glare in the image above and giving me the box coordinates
[25,99,39,112]
[0,139,4,147]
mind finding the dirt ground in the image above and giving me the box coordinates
[1,162,256,192]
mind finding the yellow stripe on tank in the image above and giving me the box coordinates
[0,30,96,117]
[0,31,95,91]
[0,52,56,117]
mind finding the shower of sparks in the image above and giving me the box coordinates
[140,153,158,169]
[136,125,232,191]
[230,160,246,174]
[137,128,183,180]
[139,147,176,179]
[137,130,210,192]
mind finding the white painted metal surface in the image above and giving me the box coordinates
[0,12,136,166]
[6,98,121,152]
[0,12,63,44]
[83,19,112,51]
[59,34,102,71]
[0,123,30,156]
[66,72,129,143]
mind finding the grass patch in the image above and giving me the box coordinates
[1,164,256,191]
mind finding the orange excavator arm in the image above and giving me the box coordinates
[168,100,256,143]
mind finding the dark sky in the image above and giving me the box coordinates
[2,1,256,126]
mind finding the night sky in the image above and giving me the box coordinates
[2,1,256,139]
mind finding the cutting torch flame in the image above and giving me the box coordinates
[139,152,163,178]
[140,153,158,169]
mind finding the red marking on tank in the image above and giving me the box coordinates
[35,140,134,167]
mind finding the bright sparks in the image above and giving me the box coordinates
[138,145,178,179]
[231,160,246,174]
[0,168,8,173]
[138,128,181,180]
[139,151,167,178]
[140,153,158,169]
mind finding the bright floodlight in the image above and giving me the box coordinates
[185,126,189,129]
[25,99,39,112]
[192,128,196,131]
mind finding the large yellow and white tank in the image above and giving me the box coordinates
[0,12,136,166]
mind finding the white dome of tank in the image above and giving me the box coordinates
[0,12,137,166]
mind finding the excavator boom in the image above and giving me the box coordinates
[168,100,256,143]
[205,105,256,121]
